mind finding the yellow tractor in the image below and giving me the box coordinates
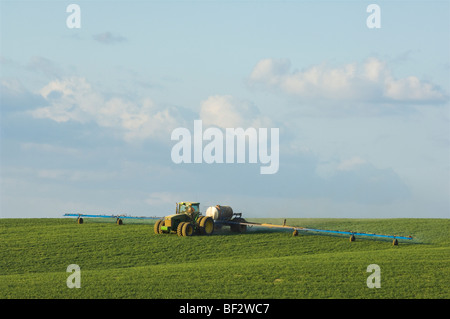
[154,202,214,236]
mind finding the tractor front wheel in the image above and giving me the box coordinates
[154,220,163,234]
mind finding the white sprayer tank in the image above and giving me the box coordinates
[206,205,234,221]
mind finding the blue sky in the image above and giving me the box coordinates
[1,0,449,218]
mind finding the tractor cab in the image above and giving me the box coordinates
[177,202,200,217]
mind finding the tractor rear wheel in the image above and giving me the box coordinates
[196,216,205,234]
[182,223,194,236]
[200,216,214,235]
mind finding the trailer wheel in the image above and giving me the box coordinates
[116,218,123,225]
[177,222,186,236]
[182,223,194,237]
[230,218,247,233]
[77,217,84,224]
[200,216,214,235]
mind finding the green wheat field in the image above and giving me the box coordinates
[1,218,449,299]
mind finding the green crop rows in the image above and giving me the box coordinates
[1,218,449,299]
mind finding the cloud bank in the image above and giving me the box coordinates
[27,77,276,143]
[31,77,185,141]
[249,57,448,104]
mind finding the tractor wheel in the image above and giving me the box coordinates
[182,223,194,237]
[154,220,163,234]
[158,220,166,234]
[197,216,205,226]
[116,218,123,225]
[77,217,83,224]
[200,216,214,235]
[195,216,204,234]
[177,222,186,236]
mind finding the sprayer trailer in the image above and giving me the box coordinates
[205,205,248,233]
[65,202,413,245]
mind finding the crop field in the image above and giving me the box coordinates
[0,218,449,299]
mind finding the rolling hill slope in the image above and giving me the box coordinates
[1,218,449,299]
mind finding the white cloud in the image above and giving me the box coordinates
[337,157,367,171]
[249,57,447,104]
[384,76,445,102]
[31,77,186,141]
[35,77,101,123]
[200,95,272,129]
